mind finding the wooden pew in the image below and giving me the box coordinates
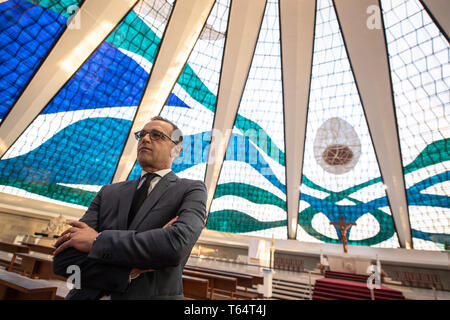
[7,252,69,299]
[0,241,30,272]
[15,253,54,280]
[185,265,253,287]
[185,264,264,285]
[21,242,55,255]
[182,275,209,300]
[182,269,237,300]
[0,269,56,300]
[15,252,66,283]
[184,265,263,299]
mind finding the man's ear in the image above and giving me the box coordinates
[170,144,182,159]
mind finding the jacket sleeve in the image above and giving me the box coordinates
[52,186,132,293]
[87,180,207,269]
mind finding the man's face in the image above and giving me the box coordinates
[136,120,179,171]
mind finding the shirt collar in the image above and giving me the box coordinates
[140,168,172,179]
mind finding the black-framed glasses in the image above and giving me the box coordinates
[134,129,178,144]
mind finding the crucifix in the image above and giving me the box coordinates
[330,216,356,253]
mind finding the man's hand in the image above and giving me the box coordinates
[162,216,178,229]
[54,221,98,256]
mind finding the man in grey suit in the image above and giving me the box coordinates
[52,116,207,300]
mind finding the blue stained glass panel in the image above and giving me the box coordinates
[0,0,69,120]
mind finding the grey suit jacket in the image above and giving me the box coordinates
[52,171,207,300]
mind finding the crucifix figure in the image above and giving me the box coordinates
[330,216,356,253]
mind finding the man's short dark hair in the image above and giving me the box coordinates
[151,116,183,145]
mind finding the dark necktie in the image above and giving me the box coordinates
[128,173,158,227]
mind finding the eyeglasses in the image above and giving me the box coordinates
[134,129,178,144]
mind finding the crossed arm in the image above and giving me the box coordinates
[52,181,207,293]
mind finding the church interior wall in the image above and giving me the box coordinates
[0,191,448,291]
[0,211,48,243]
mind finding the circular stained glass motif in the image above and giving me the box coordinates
[314,117,361,175]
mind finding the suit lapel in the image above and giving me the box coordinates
[118,180,139,230]
[129,171,178,230]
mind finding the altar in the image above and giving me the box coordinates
[326,254,373,275]
[10,213,69,248]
